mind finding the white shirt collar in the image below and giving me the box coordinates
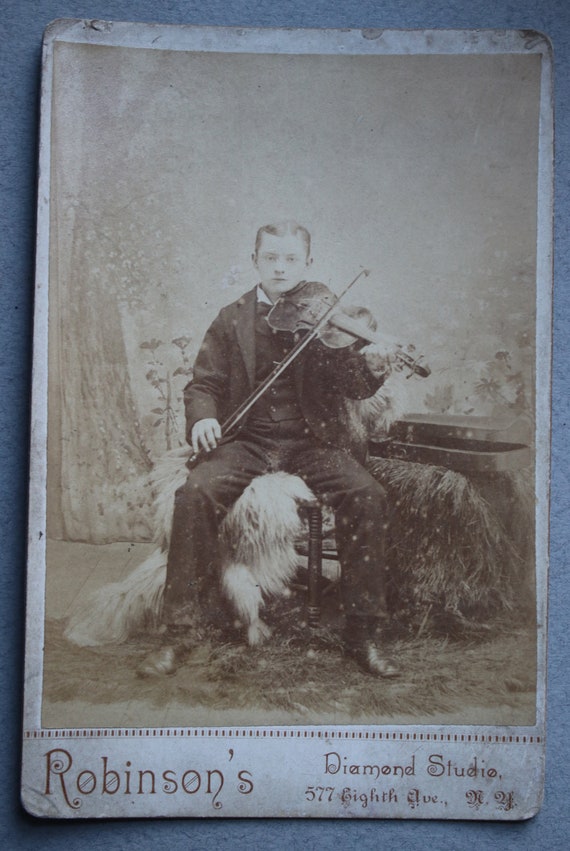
[256,284,274,306]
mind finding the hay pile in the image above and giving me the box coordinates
[367,457,534,636]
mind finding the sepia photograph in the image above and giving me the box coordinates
[21,22,551,819]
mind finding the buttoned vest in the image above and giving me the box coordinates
[249,308,303,422]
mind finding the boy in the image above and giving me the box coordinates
[140,221,399,678]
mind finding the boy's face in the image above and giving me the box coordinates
[253,232,312,301]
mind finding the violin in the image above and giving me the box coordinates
[267,279,431,378]
[187,270,429,467]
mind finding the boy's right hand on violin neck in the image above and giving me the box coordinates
[191,418,222,454]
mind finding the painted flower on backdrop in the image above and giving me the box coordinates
[139,335,195,453]
[423,343,531,418]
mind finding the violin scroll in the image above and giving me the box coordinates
[392,347,431,379]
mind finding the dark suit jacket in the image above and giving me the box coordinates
[184,287,385,461]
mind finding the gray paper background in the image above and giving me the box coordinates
[1,1,568,847]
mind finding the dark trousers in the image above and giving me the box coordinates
[163,419,389,629]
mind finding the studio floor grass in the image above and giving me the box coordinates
[41,618,536,729]
[40,540,537,729]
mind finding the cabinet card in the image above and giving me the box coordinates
[22,20,552,819]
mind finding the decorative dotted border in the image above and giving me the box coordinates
[24,729,541,744]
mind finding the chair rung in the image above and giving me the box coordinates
[295,545,339,560]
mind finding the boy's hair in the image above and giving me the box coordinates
[254,220,311,260]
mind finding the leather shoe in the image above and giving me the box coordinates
[346,640,401,678]
[136,643,190,678]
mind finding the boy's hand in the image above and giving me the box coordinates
[191,418,222,454]
[362,342,395,378]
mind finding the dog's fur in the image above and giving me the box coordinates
[220,472,315,645]
[64,380,403,648]
[64,468,315,647]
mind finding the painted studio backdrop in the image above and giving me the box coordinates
[46,43,540,544]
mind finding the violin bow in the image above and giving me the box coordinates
[187,268,370,467]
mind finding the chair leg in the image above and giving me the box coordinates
[303,501,323,627]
